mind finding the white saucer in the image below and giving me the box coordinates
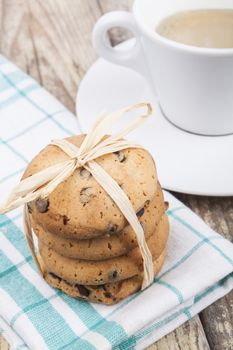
[76,40,233,196]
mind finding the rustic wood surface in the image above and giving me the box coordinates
[0,0,232,349]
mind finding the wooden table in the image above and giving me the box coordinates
[0,1,232,349]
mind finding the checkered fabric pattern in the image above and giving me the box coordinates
[0,55,233,350]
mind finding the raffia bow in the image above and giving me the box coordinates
[0,103,156,289]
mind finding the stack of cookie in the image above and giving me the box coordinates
[23,135,169,304]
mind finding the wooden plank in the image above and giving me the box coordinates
[0,336,9,350]
[0,0,103,112]
[98,0,134,46]
[200,292,233,350]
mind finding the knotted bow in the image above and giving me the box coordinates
[0,102,156,290]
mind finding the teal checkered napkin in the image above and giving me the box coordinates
[0,55,233,350]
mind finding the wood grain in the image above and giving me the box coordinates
[0,337,8,350]
[200,292,233,350]
[0,0,232,349]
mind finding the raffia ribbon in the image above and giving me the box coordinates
[0,103,156,290]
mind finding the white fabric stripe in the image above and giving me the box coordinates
[0,235,111,349]
[81,332,112,350]
[0,289,48,350]
[0,80,37,103]
[92,302,120,318]
[5,208,22,222]
[0,316,29,350]
[0,64,18,74]
[105,282,180,334]
[0,234,24,265]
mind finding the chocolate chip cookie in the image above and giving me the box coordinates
[22,134,157,239]
[39,214,169,285]
[34,184,166,260]
[43,247,167,304]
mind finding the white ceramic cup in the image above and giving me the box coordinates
[92,0,233,136]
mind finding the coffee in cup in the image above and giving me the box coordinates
[156,9,233,49]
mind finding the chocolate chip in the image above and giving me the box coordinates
[109,270,118,280]
[97,284,107,291]
[76,284,90,297]
[104,292,112,298]
[27,202,33,214]
[136,207,144,217]
[80,168,91,179]
[114,151,125,162]
[49,272,61,282]
[63,215,69,225]
[80,187,95,204]
[35,198,49,213]
[112,270,118,278]
[164,201,169,210]
[108,223,118,234]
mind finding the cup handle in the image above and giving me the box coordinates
[92,11,148,78]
